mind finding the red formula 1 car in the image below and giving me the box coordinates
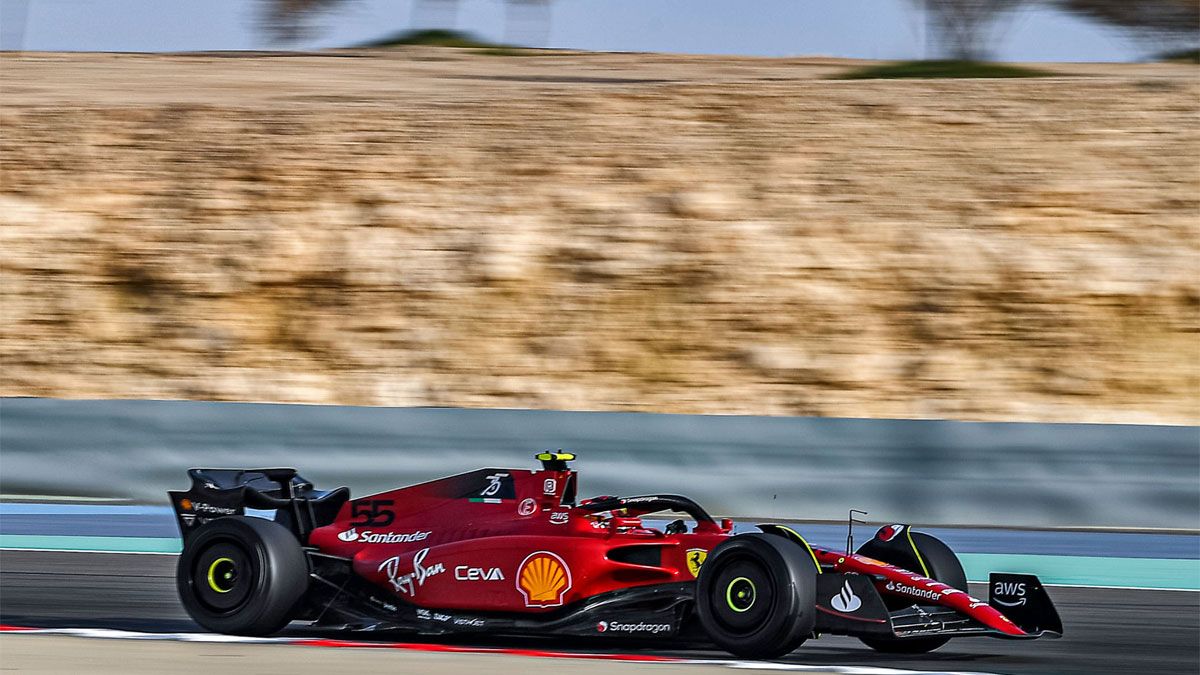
[169,453,1062,658]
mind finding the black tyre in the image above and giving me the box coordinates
[856,529,967,654]
[176,516,309,635]
[695,533,817,659]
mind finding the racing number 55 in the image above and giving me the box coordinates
[350,499,395,526]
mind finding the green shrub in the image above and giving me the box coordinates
[359,29,522,52]
[1157,48,1199,63]
[832,60,1057,80]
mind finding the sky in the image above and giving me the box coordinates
[1,0,1146,62]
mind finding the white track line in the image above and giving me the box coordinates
[0,626,1002,674]
[714,665,997,674]
[1042,582,1199,592]
[1,627,287,643]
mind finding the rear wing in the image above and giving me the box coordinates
[168,467,349,543]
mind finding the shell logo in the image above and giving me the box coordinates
[516,551,572,607]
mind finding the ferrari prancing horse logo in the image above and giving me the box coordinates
[686,548,708,578]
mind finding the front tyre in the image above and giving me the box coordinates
[695,533,817,659]
[177,516,309,635]
[856,529,966,654]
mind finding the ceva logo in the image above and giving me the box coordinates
[455,565,505,581]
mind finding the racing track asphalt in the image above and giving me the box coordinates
[1,550,1197,675]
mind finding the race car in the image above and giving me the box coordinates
[169,452,1062,658]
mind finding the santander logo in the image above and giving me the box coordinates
[830,580,862,612]
[336,528,430,544]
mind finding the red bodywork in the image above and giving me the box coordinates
[307,465,1029,637]
[309,467,730,613]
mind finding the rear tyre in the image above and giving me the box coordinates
[856,530,966,654]
[695,533,817,659]
[177,516,309,635]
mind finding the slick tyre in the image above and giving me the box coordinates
[856,530,967,654]
[177,516,309,636]
[696,533,817,659]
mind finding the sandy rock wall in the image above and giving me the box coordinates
[1,52,1197,422]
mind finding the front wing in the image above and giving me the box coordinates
[812,572,1062,641]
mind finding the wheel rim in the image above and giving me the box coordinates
[192,541,254,613]
[206,557,238,594]
[725,576,756,613]
[708,555,774,635]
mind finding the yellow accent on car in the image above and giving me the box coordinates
[906,527,931,577]
[758,524,822,574]
[777,525,823,574]
[535,452,576,462]
[206,557,235,593]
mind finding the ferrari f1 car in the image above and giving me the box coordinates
[169,453,1062,658]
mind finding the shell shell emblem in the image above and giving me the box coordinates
[516,551,572,607]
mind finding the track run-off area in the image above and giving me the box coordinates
[0,550,1196,675]
[1,505,1196,675]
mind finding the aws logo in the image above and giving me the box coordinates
[516,551,572,607]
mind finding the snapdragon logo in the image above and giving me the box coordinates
[597,620,671,635]
[338,528,430,544]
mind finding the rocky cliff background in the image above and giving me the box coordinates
[2,52,1196,423]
